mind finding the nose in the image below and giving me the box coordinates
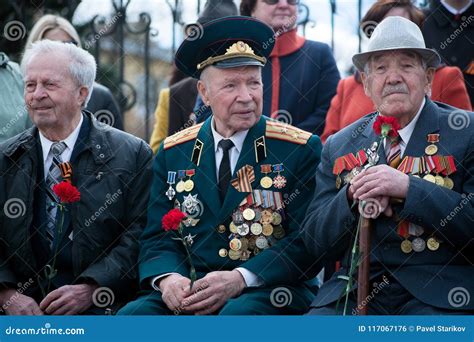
[385,67,403,84]
[236,84,253,103]
[32,84,48,101]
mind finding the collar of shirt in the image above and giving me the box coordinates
[441,0,472,15]
[40,114,84,177]
[384,97,425,156]
[211,117,249,177]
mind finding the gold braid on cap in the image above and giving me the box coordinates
[197,41,266,70]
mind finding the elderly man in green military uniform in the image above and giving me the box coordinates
[119,16,322,315]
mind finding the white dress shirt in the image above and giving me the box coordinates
[441,0,472,15]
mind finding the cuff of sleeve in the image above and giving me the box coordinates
[151,273,179,292]
[236,267,264,287]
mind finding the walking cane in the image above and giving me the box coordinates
[357,215,372,315]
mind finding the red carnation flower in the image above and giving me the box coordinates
[52,181,81,204]
[162,208,186,231]
[373,115,400,138]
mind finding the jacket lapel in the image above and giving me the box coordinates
[402,98,440,158]
[218,117,267,221]
[193,118,221,218]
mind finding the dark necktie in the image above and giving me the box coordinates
[218,139,234,202]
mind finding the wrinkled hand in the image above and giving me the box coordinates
[350,165,409,201]
[181,270,245,315]
[158,274,192,313]
[0,289,43,315]
[39,284,98,315]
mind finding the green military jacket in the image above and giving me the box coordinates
[139,115,322,288]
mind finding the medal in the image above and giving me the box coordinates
[260,210,273,225]
[272,164,287,189]
[232,210,244,225]
[272,225,285,239]
[165,171,177,200]
[427,237,440,251]
[217,225,226,233]
[240,237,249,251]
[412,237,426,252]
[260,164,273,189]
[181,193,203,219]
[443,177,454,189]
[228,249,241,260]
[243,208,256,221]
[176,170,186,193]
[255,236,268,249]
[423,174,436,183]
[333,157,345,189]
[262,224,273,236]
[401,239,412,253]
[237,223,250,236]
[229,222,238,234]
[218,248,228,257]
[434,175,445,187]
[425,134,440,156]
[184,169,195,192]
[336,175,342,189]
[271,212,282,225]
[229,238,242,251]
[250,223,263,235]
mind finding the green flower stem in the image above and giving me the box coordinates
[178,226,196,290]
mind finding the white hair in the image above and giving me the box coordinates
[21,40,97,107]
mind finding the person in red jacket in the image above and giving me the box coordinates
[321,0,472,143]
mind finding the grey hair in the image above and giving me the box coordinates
[21,40,96,107]
[363,51,428,74]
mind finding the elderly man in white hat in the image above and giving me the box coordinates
[303,16,474,315]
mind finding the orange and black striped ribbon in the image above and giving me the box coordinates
[231,165,255,193]
[58,162,73,183]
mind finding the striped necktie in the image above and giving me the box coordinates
[44,142,67,249]
[387,136,402,169]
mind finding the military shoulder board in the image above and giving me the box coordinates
[163,123,204,150]
[265,120,312,145]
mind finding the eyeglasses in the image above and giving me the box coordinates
[262,0,300,5]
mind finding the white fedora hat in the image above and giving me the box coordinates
[352,16,441,71]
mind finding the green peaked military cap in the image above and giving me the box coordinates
[175,16,275,78]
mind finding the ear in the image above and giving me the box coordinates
[197,80,209,106]
[360,72,371,97]
[424,67,435,95]
[78,86,89,107]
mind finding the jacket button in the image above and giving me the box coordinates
[96,144,101,149]
[99,153,105,158]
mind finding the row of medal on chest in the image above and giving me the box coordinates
[217,207,286,261]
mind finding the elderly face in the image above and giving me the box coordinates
[198,66,263,137]
[361,50,434,123]
[24,52,87,132]
[251,0,297,33]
